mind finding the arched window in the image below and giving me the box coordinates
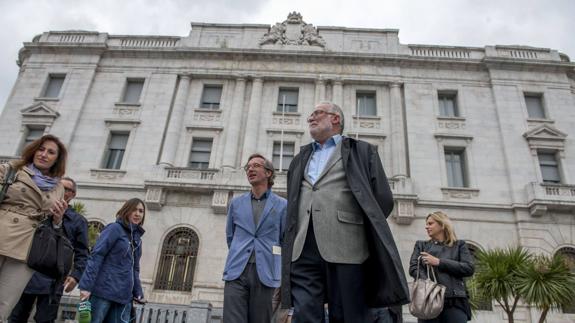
[465,241,493,311]
[556,247,575,314]
[155,227,199,292]
[87,221,105,250]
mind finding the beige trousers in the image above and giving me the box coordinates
[0,255,34,322]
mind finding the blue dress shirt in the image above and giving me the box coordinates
[307,134,342,184]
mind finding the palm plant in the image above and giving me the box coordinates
[70,201,87,216]
[515,254,575,323]
[471,246,531,323]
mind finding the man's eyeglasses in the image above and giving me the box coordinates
[64,187,76,193]
[307,110,337,123]
[243,163,265,172]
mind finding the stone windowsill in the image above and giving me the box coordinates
[351,115,381,120]
[527,118,554,124]
[194,108,222,113]
[437,116,466,121]
[114,102,141,107]
[90,168,127,179]
[273,111,301,116]
[34,97,59,102]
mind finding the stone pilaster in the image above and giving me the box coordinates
[160,75,191,166]
[241,77,263,165]
[390,83,407,176]
[222,76,246,168]
[314,77,325,104]
[332,79,343,107]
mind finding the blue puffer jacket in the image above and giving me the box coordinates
[79,219,144,304]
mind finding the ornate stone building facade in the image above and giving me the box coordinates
[1,12,574,322]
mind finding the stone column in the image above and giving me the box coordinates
[332,79,343,107]
[390,83,407,176]
[314,77,325,104]
[160,75,191,166]
[241,77,263,165]
[222,76,246,168]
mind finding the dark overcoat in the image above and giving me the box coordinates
[281,137,410,308]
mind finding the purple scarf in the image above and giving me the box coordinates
[27,163,59,191]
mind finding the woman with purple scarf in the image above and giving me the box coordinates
[0,134,68,320]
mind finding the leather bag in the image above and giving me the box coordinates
[27,219,73,280]
[409,256,446,319]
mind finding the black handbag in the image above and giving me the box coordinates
[0,163,16,201]
[27,219,74,280]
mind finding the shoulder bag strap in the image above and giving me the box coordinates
[0,164,16,203]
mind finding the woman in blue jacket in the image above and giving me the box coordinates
[79,198,146,322]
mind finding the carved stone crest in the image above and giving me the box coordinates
[260,12,326,48]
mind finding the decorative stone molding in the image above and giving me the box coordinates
[351,116,381,130]
[145,187,166,210]
[441,187,480,199]
[193,109,222,122]
[523,124,567,153]
[437,117,466,130]
[211,190,229,214]
[393,199,416,225]
[259,12,326,48]
[20,102,60,129]
[272,113,301,126]
[266,129,304,138]
[90,168,127,180]
[104,118,140,130]
[389,176,418,225]
[434,133,473,142]
[113,104,141,119]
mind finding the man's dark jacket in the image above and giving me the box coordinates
[24,207,89,294]
[281,137,410,309]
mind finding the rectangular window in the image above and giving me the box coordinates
[200,85,223,109]
[273,141,295,171]
[445,149,467,187]
[189,138,213,169]
[19,127,45,154]
[277,88,299,113]
[43,75,65,98]
[356,91,376,116]
[538,152,561,183]
[103,133,129,169]
[438,92,458,117]
[525,94,545,119]
[122,79,144,103]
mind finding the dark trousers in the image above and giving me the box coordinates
[223,263,274,323]
[291,220,368,323]
[9,293,60,323]
[419,305,468,323]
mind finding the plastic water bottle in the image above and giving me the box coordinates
[78,300,91,323]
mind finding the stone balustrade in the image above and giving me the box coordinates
[525,182,575,216]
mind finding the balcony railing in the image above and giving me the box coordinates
[526,182,575,216]
[0,155,19,165]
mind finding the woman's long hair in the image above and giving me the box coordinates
[15,134,67,177]
[116,198,146,227]
[426,211,457,247]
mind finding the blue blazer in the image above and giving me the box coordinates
[223,190,287,288]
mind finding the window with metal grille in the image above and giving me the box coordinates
[122,79,144,103]
[154,227,199,291]
[103,133,129,169]
[200,85,222,109]
[277,88,298,113]
[557,247,575,313]
[525,94,545,119]
[356,91,376,116]
[445,148,467,187]
[438,92,458,117]
[538,152,561,183]
[189,138,212,169]
[43,75,65,98]
[273,141,294,171]
[88,221,105,251]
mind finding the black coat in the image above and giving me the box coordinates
[409,240,475,298]
[281,137,410,308]
[24,207,89,294]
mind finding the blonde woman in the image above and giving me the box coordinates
[409,211,474,323]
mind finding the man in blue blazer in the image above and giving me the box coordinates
[223,153,287,323]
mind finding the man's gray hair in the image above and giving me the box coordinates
[62,176,77,192]
[317,101,345,134]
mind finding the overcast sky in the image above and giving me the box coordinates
[0,0,573,110]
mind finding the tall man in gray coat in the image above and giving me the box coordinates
[281,102,409,322]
